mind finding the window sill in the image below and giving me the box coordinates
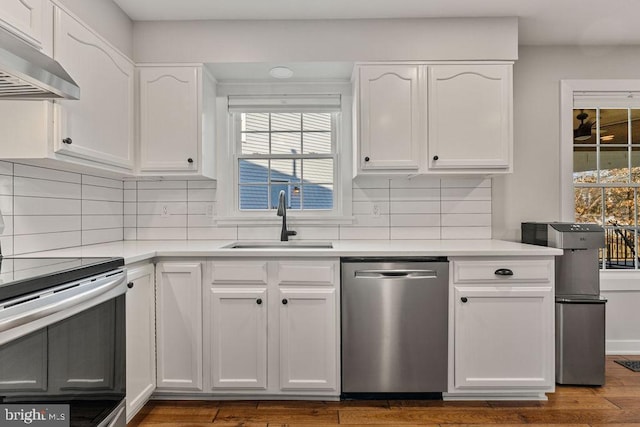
[214,215,355,226]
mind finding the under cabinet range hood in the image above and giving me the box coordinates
[0,28,79,100]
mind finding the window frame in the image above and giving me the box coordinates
[214,82,354,226]
[561,80,640,270]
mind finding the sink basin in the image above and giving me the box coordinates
[224,241,333,249]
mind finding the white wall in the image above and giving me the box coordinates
[56,0,133,58]
[132,17,517,63]
[492,45,640,242]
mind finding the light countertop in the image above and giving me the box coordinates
[22,240,563,265]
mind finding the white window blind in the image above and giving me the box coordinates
[228,94,342,113]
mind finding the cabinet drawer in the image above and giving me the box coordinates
[210,261,268,285]
[276,261,338,286]
[453,259,553,284]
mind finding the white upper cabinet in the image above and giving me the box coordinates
[0,0,51,50]
[353,62,513,176]
[53,7,134,171]
[137,65,216,178]
[428,64,512,172]
[356,64,422,173]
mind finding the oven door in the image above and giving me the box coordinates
[0,270,127,427]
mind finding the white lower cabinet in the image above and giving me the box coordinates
[448,257,555,398]
[155,261,203,392]
[206,259,340,396]
[125,263,156,422]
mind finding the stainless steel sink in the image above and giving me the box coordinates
[224,241,333,249]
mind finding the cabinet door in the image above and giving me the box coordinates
[278,288,337,391]
[0,330,47,392]
[156,262,203,391]
[453,285,553,389]
[209,288,267,390]
[358,65,422,171]
[125,264,156,421]
[0,0,47,48]
[138,67,199,172]
[428,64,512,170]
[53,8,134,170]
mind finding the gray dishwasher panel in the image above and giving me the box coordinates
[341,259,449,393]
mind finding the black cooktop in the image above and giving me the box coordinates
[0,257,125,303]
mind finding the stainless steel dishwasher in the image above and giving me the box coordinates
[341,257,448,398]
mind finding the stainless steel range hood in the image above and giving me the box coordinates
[0,28,79,100]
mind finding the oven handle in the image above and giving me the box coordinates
[0,272,126,333]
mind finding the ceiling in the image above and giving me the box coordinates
[112,0,640,46]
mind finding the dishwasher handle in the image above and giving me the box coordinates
[354,269,438,279]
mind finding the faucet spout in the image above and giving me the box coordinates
[277,190,297,241]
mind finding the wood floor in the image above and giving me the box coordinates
[128,356,640,426]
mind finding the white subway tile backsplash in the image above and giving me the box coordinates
[187,214,216,227]
[0,195,11,215]
[137,227,187,240]
[0,161,13,176]
[390,227,440,240]
[187,226,237,240]
[14,231,81,254]
[82,184,122,202]
[352,188,388,202]
[0,236,13,255]
[82,200,123,216]
[353,214,389,227]
[390,176,440,188]
[442,200,492,214]
[188,180,216,189]
[237,225,282,240]
[14,197,79,215]
[137,214,187,228]
[137,180,187,190]
[187,201,214,215]
[82,215,123,230]
[123,181,136,190]
[441,177,491,188]
[390,214,440,227]
[352,201,390,216]
[124,202,136,215]
[441,187,491,201]
[352,176,390,189]
[390,188,440,201]
[1,216,13,236]
[14,164,80,183]
[390,201,439,214]
[441,213,492,227]
[124,189,136,202]
[289,226,340,241]
[339,226,389,240]
[14,177,81,199]
[82,175,123,189]
[188,188,215,202]
[0,175,12,195]
[124,215,136,228]
[14,215,80,235]
[124,227,137,240]
[137,202,187,215]
[82,228,122,245]
[441,226,492,239]
[137,188,187,202]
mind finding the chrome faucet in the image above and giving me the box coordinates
[277,190,297,241]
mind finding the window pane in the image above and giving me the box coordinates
[243,113,269,132]
[303,113,331,131]
[302,184,333,210]
[271,159,301,183]
[271,113,301,131]
[631,147,640,183]
[303,159,333,184]
[573,147,597,183]
[239,159,268,183]
[573,109,596,144]
[605,187,635,226]
[239,185,268,210]
[271,132,302,154]
[604,227,636,269]
[574,187,602,224]
[303,131,332,154]
[241,132,269,154]
[599,147,629,183]
[600,109,629,144]
[632,109,640,144]
[270,184,301,210]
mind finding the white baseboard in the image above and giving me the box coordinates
[606,340,640,355]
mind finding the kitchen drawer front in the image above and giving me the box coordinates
[452,259,553,284]
[210,261,268,285]
[276,260,339,286]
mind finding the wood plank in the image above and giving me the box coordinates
[338,408,522,424]
[593,386,640,397]
[213,408,339,424]
[389,400,490,408]
[131,406,219,424]
[606,397,640,409]
[489,396,619,410]
[517,409,640,424]
[257,400,389,410]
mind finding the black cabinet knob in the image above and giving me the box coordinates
[187,158,194,164]
[62,137,72,145]
[433,155,439,161]
[495,268,514,276]
[127,282,134,289]
[256,298,262,305]
[461,297,468,303]
[364,156,370,162]
[282,299,288,305]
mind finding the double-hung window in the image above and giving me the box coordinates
[572,91,640,269]
[222,94,348,221]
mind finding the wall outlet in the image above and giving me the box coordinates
[372,204,381,217]
[206,204,215,218]
[161,205,169,217]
